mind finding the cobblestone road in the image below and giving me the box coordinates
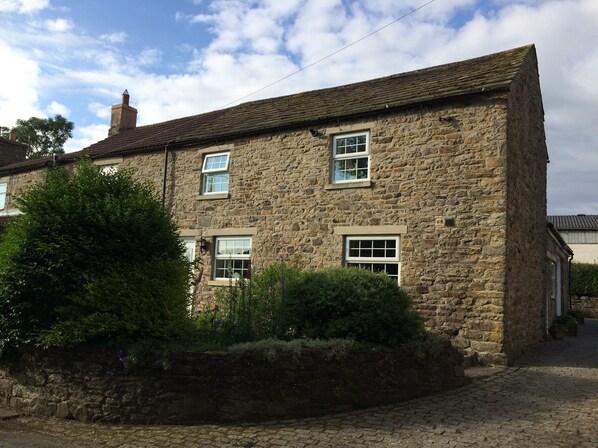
[1,320,597,448]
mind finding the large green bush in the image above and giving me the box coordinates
[0,159,192,355]
[572,262,598,297]
[283,267,424,346]
[198,264,425,347]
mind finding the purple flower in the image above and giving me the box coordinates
[117,350,128,367]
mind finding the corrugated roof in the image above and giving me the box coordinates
[547,215,598,231]
[0,45,535,176]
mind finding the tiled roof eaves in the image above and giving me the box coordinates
[0,84,512,177]
[172,84,512,148]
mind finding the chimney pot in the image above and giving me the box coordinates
[109,90,137,136]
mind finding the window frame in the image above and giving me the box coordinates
[344,235,401,283]
[180,237,197,267]
[0,183,6,210]
[331,131,370,184]
[201,152,230,195]
[213,236,252,281]
[100,164,118,175]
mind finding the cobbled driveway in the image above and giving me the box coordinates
[1,320,597,448]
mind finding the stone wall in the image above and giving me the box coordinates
[572,296,598,318]
[0,344,465,424]
[503,48,548,363]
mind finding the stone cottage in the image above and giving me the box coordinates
[0,45,571,365]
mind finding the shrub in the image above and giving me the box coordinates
[197,263,302,345]
[0,159,193,355]
[571,262,598,297]
[228,338,358,362]
[196,264,425,348]
[283,267,425,346]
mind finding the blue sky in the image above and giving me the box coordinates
[0,0,597,214]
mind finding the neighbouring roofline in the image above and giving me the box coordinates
[0,45,536,177]
[547,215,598,232]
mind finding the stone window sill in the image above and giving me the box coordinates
[207,279,236,287]
[325,180,372,190]
[197,193,230,201]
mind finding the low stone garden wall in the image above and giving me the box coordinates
[0,343,465,424]
[572,296,598,319]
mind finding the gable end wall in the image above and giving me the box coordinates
[504,48,548,362]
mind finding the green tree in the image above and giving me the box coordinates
[6,115,74,159]
[0,159,193,356]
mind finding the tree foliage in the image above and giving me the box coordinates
[572,262,598,297]
[2,115,74,159]
[0,159,192,356]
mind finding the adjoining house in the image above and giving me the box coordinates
[0,45,572,365]
[546,223,574,321]
[548,215,598,264]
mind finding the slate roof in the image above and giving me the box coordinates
[547,215,598,231]
[0,45,535,176]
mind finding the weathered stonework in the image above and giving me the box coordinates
[0,47,561,366]
[0,344,465,424]
[572,296,598,318]
[502,49,550,364]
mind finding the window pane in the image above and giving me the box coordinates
[204,173,229,193]
[334,134,367,156]
[0,183,6,210]
[217,239,248,256]
[345,237,400,283]
[204,154,229,171]
[100,164,118,174]
[333,157,368,182]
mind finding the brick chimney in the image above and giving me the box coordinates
[109,89,138,136]
[0,133,27,166]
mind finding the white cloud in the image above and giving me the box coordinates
[45,100,70,116]
[88,102,110,120]
[0,0,48,14]
[100,31,127,44]
[0,40,42,126]
[137,48,162,67]
[64,124,109,153]
[44,18,72,32]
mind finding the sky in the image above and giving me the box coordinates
[0,0,596,215]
